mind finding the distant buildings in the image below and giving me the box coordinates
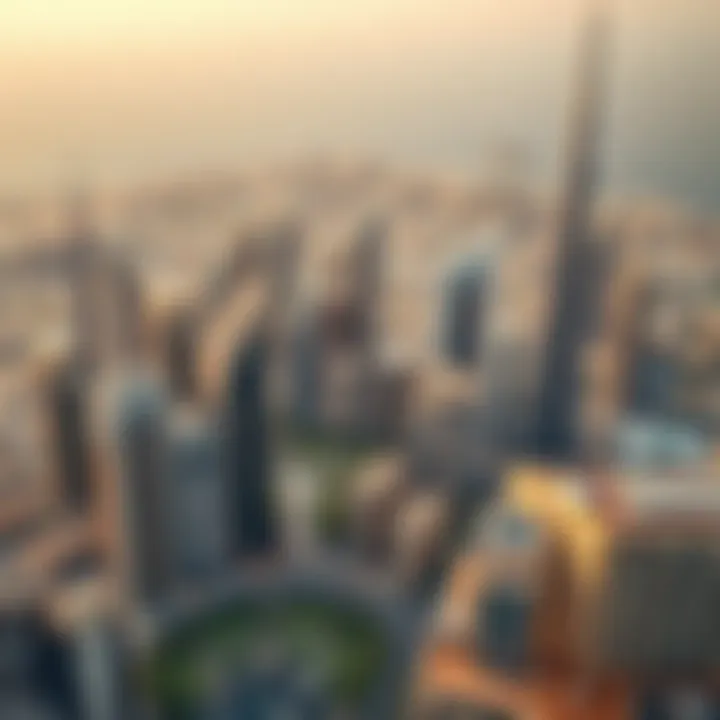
[284,215,416,443]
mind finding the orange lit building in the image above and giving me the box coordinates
[409,465,720,719]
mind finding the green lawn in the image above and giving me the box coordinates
[144,599,389,718]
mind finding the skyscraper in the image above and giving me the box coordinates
[532,5,611,460]
[223,326,277,558]
[36,343,93,514]
[440,255,492,367]
[110,372,174,605]
[168,408,227,578]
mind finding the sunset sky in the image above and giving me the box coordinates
[1,0,718,208]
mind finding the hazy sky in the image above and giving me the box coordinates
[1,0,719,209]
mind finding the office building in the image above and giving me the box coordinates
[109,371,174,606]
[167,407,227,578]
[223,327,277,558]
[439,254,492,367]
[0,600,79,720]
[533,6,611,460]
[35,341,93,514]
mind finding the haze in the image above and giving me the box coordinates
[1,0,719,210]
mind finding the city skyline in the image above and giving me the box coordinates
[0,0,719,212]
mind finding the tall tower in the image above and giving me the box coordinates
[440,252,493,368]
[223,325,277,558]
[35,339,94,514]
[167,408,227,578]
[533,4,611,460]
[110,371,174,606]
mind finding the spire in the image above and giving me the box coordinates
[561,0,611,232]
[532,1,613,460]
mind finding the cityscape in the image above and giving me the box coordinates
[1,1,720,719]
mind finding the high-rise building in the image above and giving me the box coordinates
[223,327,277,558]
[532,6,611,461]
[73,616,124,720]
[0,601,79,720]
[439,255,492,367]
[167,407,227,578]
[35,341,93,514]
[109,371,174,606]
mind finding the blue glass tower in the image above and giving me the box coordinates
[440,255,491,367]
[223,328,277,558]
